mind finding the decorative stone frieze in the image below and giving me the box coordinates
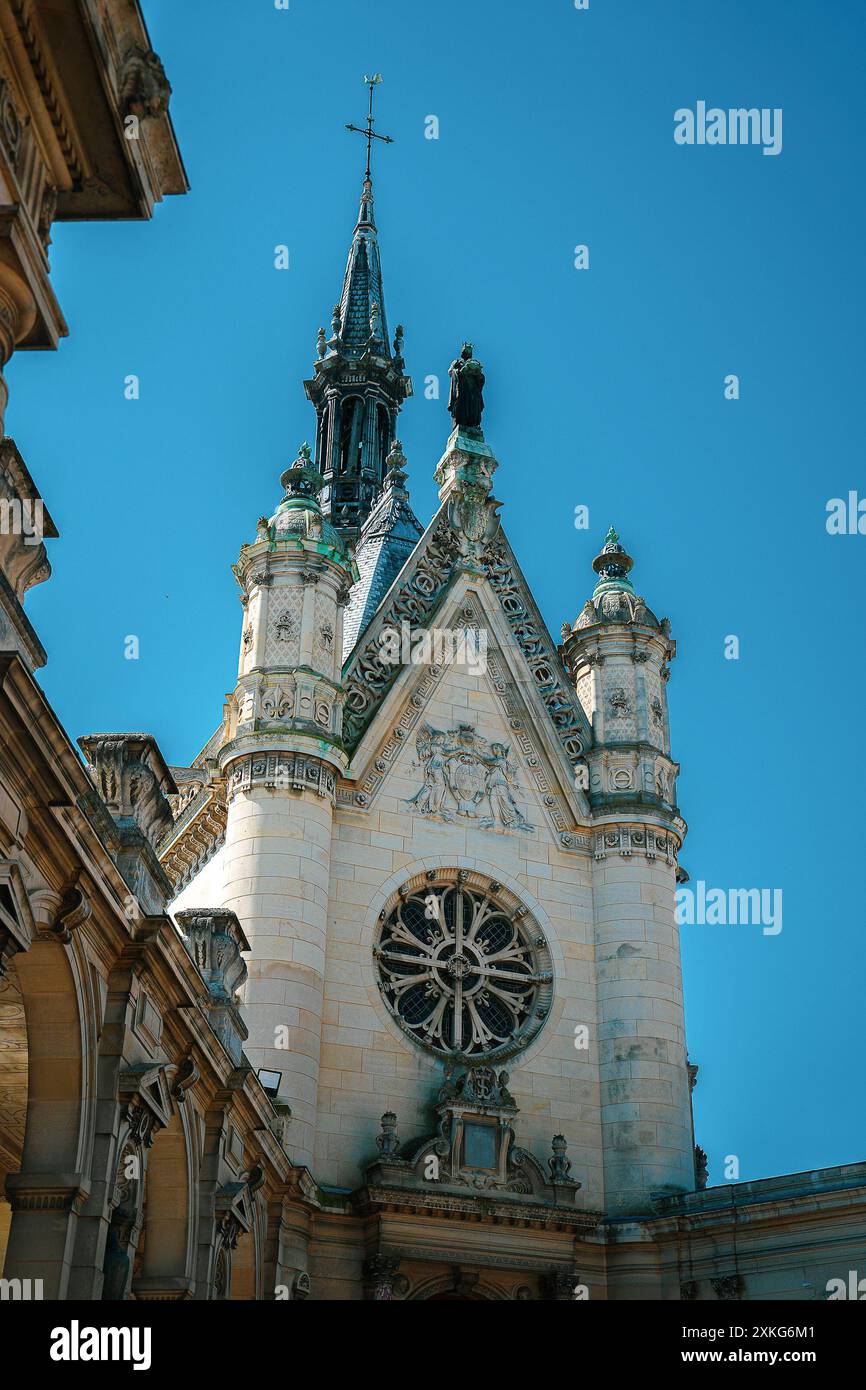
[222,750,337,803]
[482,535,589,765]
[592,823,680,865]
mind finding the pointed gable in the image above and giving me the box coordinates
[341,419,591,769]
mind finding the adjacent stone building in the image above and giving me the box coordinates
[0,11,864,1302]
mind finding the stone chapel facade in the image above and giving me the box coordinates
[161,164,866,1299]
[0,4,864,1303]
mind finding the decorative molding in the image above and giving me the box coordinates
[593,824,679,865]
[482,536,589,764]
[224,751,336,803]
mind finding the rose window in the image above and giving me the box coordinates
[374,873,553,1061]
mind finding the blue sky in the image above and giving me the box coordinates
[9,0,866,1184]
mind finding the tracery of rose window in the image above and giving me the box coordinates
[374,874,553,1061]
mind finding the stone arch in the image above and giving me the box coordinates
[13,934,86,1172]
[0,960,27,1275]
[2,918,91,1297]
[339,395,364,473]
[230,1192,264,1300]
[101,1130,146,1300]
[206,1178,265,1301]
[409,1272,507,1301]
[132,1103,197,1300]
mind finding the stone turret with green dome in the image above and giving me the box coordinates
[218,442,357,796]
[560,527,682,822]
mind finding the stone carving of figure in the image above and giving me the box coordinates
[408,729,454,820]
[447,342,485,430]
[548,1134,572,1182]
[482,743,534,832]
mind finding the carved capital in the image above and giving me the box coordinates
[363,1254,402,1301]
[544,1268,581,1301]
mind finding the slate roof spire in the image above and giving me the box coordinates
[304,75,412,540]
[341,438,423,659]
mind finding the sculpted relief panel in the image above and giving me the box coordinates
[407,723,534,833]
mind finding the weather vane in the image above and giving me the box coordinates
[345,73,393,181]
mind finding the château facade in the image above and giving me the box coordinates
[0,4,863,1303]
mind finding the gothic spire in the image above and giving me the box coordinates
[305,76,412,540]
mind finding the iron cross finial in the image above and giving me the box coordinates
[345,73,393,182]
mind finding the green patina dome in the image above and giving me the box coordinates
[266,443,350,558]
[591,525,634,598]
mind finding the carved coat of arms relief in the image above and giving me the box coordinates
[407,722,534,833]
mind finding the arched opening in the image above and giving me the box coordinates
[0,960,27,1276]
[339,396,364,474]
[229,1192,263,1300]
[316,407,331,475]
[132,1107,195,1299]
[375,402,391,479]
[14,939,82,1170]
[231,1226,257,1300]
[2,936,86,1297]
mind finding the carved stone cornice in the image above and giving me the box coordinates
[4,1172,90,1214]
[353,1183,600,1230]
[591,821,683,866]
[221,749,337,804]
[159,771,228,894]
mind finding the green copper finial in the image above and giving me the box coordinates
[592,525,634,597]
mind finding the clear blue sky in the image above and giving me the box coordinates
[9,0,865,1185]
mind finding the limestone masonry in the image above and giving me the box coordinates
[0,5,863,1303]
